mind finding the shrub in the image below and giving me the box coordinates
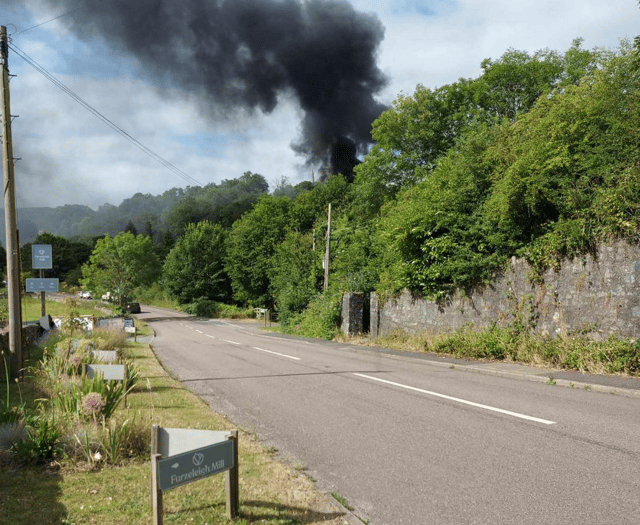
[62,416,150,465]
[182,299,255,319]
[285,292,342,340]
[12,416,61,464]
[45,373,134,421]
[182,298,220,317]
[98,416,149,464]
[216,303,256,319]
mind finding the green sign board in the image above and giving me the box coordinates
[157,440,234,491]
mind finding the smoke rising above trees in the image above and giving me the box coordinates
[22,0,389,180]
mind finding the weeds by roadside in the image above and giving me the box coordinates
[367,324,640,376]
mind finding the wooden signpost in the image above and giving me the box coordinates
[150,425,239,524]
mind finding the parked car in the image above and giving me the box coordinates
[126,302,141,314]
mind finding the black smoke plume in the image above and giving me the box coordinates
[24,0,388,180]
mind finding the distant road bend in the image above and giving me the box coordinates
[138,305,640,525]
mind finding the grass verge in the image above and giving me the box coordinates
[0,323,348,525]
[21,295,114,322]
[360,325,640,376]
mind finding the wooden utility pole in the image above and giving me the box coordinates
[323,203,331,291]
[1,26,22,378]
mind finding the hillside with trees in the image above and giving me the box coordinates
[9,38,640,339]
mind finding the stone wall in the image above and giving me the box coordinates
[370,241,640,340]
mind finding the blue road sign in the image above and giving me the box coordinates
[32,244,53,269]
[26,278,59,292]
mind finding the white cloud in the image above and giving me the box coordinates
[375,0,640,95]
[10,65,305,208]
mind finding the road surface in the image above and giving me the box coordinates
[138,305,640,524]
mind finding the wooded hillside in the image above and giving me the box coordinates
[10,39,640,338]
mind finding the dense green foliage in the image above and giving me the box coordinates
[225,196,292,306]
[81,232,159,304]
[376,40,640,298]
[166,171,270,235]
[162,221,231,303]
[268,231,319,325]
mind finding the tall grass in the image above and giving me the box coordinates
[372,325,640,376]
[8,313,141,465]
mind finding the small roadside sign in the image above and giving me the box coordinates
[157,440,234,491]
[32,244,53,269]
[26,278,59,293]
[151,425,239,524]
[83,364,126,381]
[90,350,118,362]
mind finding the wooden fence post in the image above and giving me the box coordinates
[226,430,239,519]
[151,425,163,525]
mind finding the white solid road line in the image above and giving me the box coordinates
[353,373,556,425]
[253,347,301,361]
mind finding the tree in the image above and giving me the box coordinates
[162,221,231,304]
[353,41,603,223]
[354,80,478,212]
[226,196,292,306]
[374,43,640,298]
[268,231,319,323]
[81,232,159,305]
[289,175,349,232]
[124,221,138,235]
[166,172,270,235]
[21,233,92,285]
[472,48,564,121]
[483,42,640,270]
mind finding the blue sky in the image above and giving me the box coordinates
[2,0,640,209]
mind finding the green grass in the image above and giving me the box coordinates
[364,326,640,376]
[0,323,348,525]
[21,295,112,322]
[330,492,353,511]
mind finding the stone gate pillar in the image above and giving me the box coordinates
[341,292,365,336]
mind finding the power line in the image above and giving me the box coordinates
[11,9,82,36]
[7,41,203,187]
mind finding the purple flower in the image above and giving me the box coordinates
[82,392,105,417]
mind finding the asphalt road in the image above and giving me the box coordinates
[138,305,640,524]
